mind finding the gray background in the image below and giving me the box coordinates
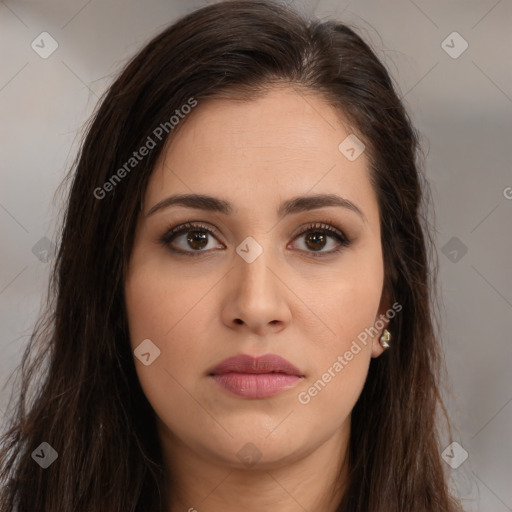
[1,0,511,510]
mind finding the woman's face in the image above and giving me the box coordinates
[125,87,389,472]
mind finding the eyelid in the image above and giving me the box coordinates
[291,219,347,241]
[160,221,225,246]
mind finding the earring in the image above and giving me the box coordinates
[380,329,391,349]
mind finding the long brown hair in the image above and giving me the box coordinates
[0,1,463,510]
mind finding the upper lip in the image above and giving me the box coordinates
[208,354,304,377]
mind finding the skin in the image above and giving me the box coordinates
[124,86,390,512]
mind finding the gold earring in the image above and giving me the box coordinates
[380,329,391,349]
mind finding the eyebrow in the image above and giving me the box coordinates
[146,193,367,223]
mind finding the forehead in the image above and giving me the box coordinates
[145,87,378,224]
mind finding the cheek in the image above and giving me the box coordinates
[296,246,383,409]
[124,257,213,390]
[296,283,380,425]
[307,244,384,346]
[124,250,203,343]
[124,270,199,427]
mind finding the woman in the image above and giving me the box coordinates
[0,1,464,510]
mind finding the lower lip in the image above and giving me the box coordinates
[210,372,303,399]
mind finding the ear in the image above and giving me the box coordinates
[371,287,391,359]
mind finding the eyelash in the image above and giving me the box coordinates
[159,219,351,258]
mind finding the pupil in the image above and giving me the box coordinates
[187,230,208,249]
[306,232,325,251]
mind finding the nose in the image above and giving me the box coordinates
[221,244,291,336]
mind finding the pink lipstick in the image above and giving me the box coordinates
[208,353,304,399]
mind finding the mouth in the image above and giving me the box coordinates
[208,353,304,377]
[207,353,305,399]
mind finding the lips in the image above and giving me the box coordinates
[208,353,304,377]
[208,353,305,399]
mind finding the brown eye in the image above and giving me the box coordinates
[161,220,351,258]
[186,230,209,250]
[161,222,224,256]
[304,231,328,251]
[291,222,351,257]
